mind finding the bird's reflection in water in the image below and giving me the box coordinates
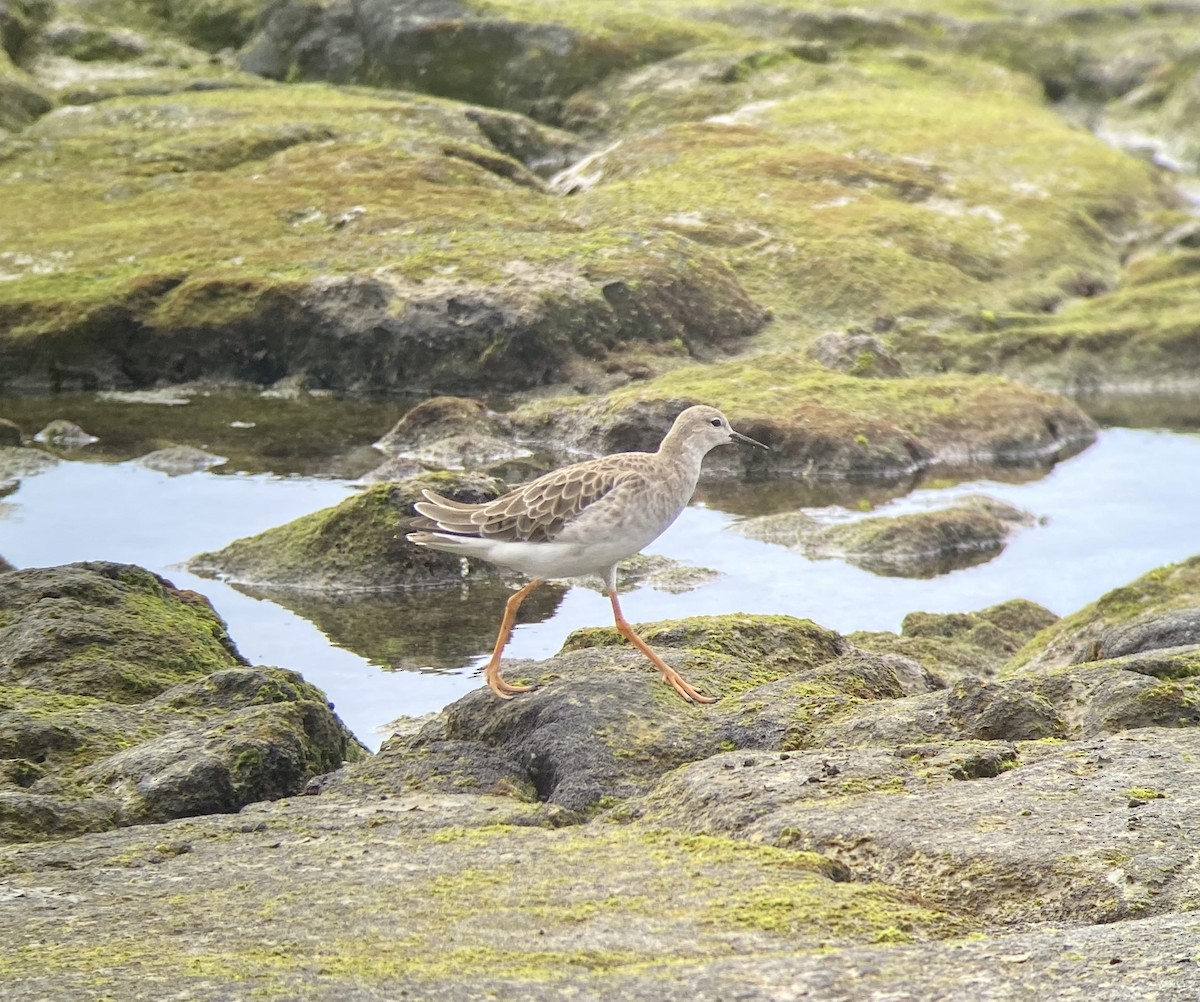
[232,578,568,673]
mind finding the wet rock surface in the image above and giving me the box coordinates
[736,494,1037,577]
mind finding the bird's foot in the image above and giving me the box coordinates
[485,664,537,699]
[660,666,717,704]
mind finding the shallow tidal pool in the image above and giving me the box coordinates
[2,393,1200,749]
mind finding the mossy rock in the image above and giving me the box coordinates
[1008,553,1200,673]
[0,47,51,130]
[367,614,949,814]
[0,562,364,841]
[738,495,1035,577]
[0,561,245,701]
[850,598,1058,681]
[188,472,509,591]
[511,356,1097,480]
[0,82,767,393]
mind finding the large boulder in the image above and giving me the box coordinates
[0,561,365,841]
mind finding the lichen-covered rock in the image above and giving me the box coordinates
[188,472,509,591]
[0,562,364,841]
[633,727,1200,927]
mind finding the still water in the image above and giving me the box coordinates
[1,394,1199,748]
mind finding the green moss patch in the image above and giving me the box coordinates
[514,353,1097,479]
[1008,554,1200,672]
[188,473,508,591]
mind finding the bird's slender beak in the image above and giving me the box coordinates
[731,428,769,450]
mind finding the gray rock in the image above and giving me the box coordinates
[237,0,654,118]
[373,395,531,471]
[136,444,227,475]
[32,419,97,449]
[0,562,365,841]
[634,727,1200,926]
[808,329,905,377]
[465,105,586,175]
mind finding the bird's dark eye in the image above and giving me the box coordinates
[710,418,722,427]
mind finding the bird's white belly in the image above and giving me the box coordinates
[480,534,656,579]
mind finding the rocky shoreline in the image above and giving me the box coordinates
[4,0,1200,997]
[2,551,1199,998]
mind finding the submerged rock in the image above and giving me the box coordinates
[0,562,364,841]
[0,418,21,447]
[738,494,1037,577]
[568,552,721,595]
[32,419,96,449]
[136,444,228,475]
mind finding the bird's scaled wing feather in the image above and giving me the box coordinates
[412,461,645,543]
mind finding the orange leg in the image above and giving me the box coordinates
[484,579,543,699]
[608,591,716,704]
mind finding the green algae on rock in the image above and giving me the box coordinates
[188,473,509,591]
[850,598,1059,680]
[736,494,1037,577]
[1008,552,1200,673]
[0,561,364,841]
[511,356,1098,480]
[0,82,768,393]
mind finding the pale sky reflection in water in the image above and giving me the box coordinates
[2,426,1199,749]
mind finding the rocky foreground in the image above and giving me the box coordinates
[4,0,1200,996]
[2,554,1199,999]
